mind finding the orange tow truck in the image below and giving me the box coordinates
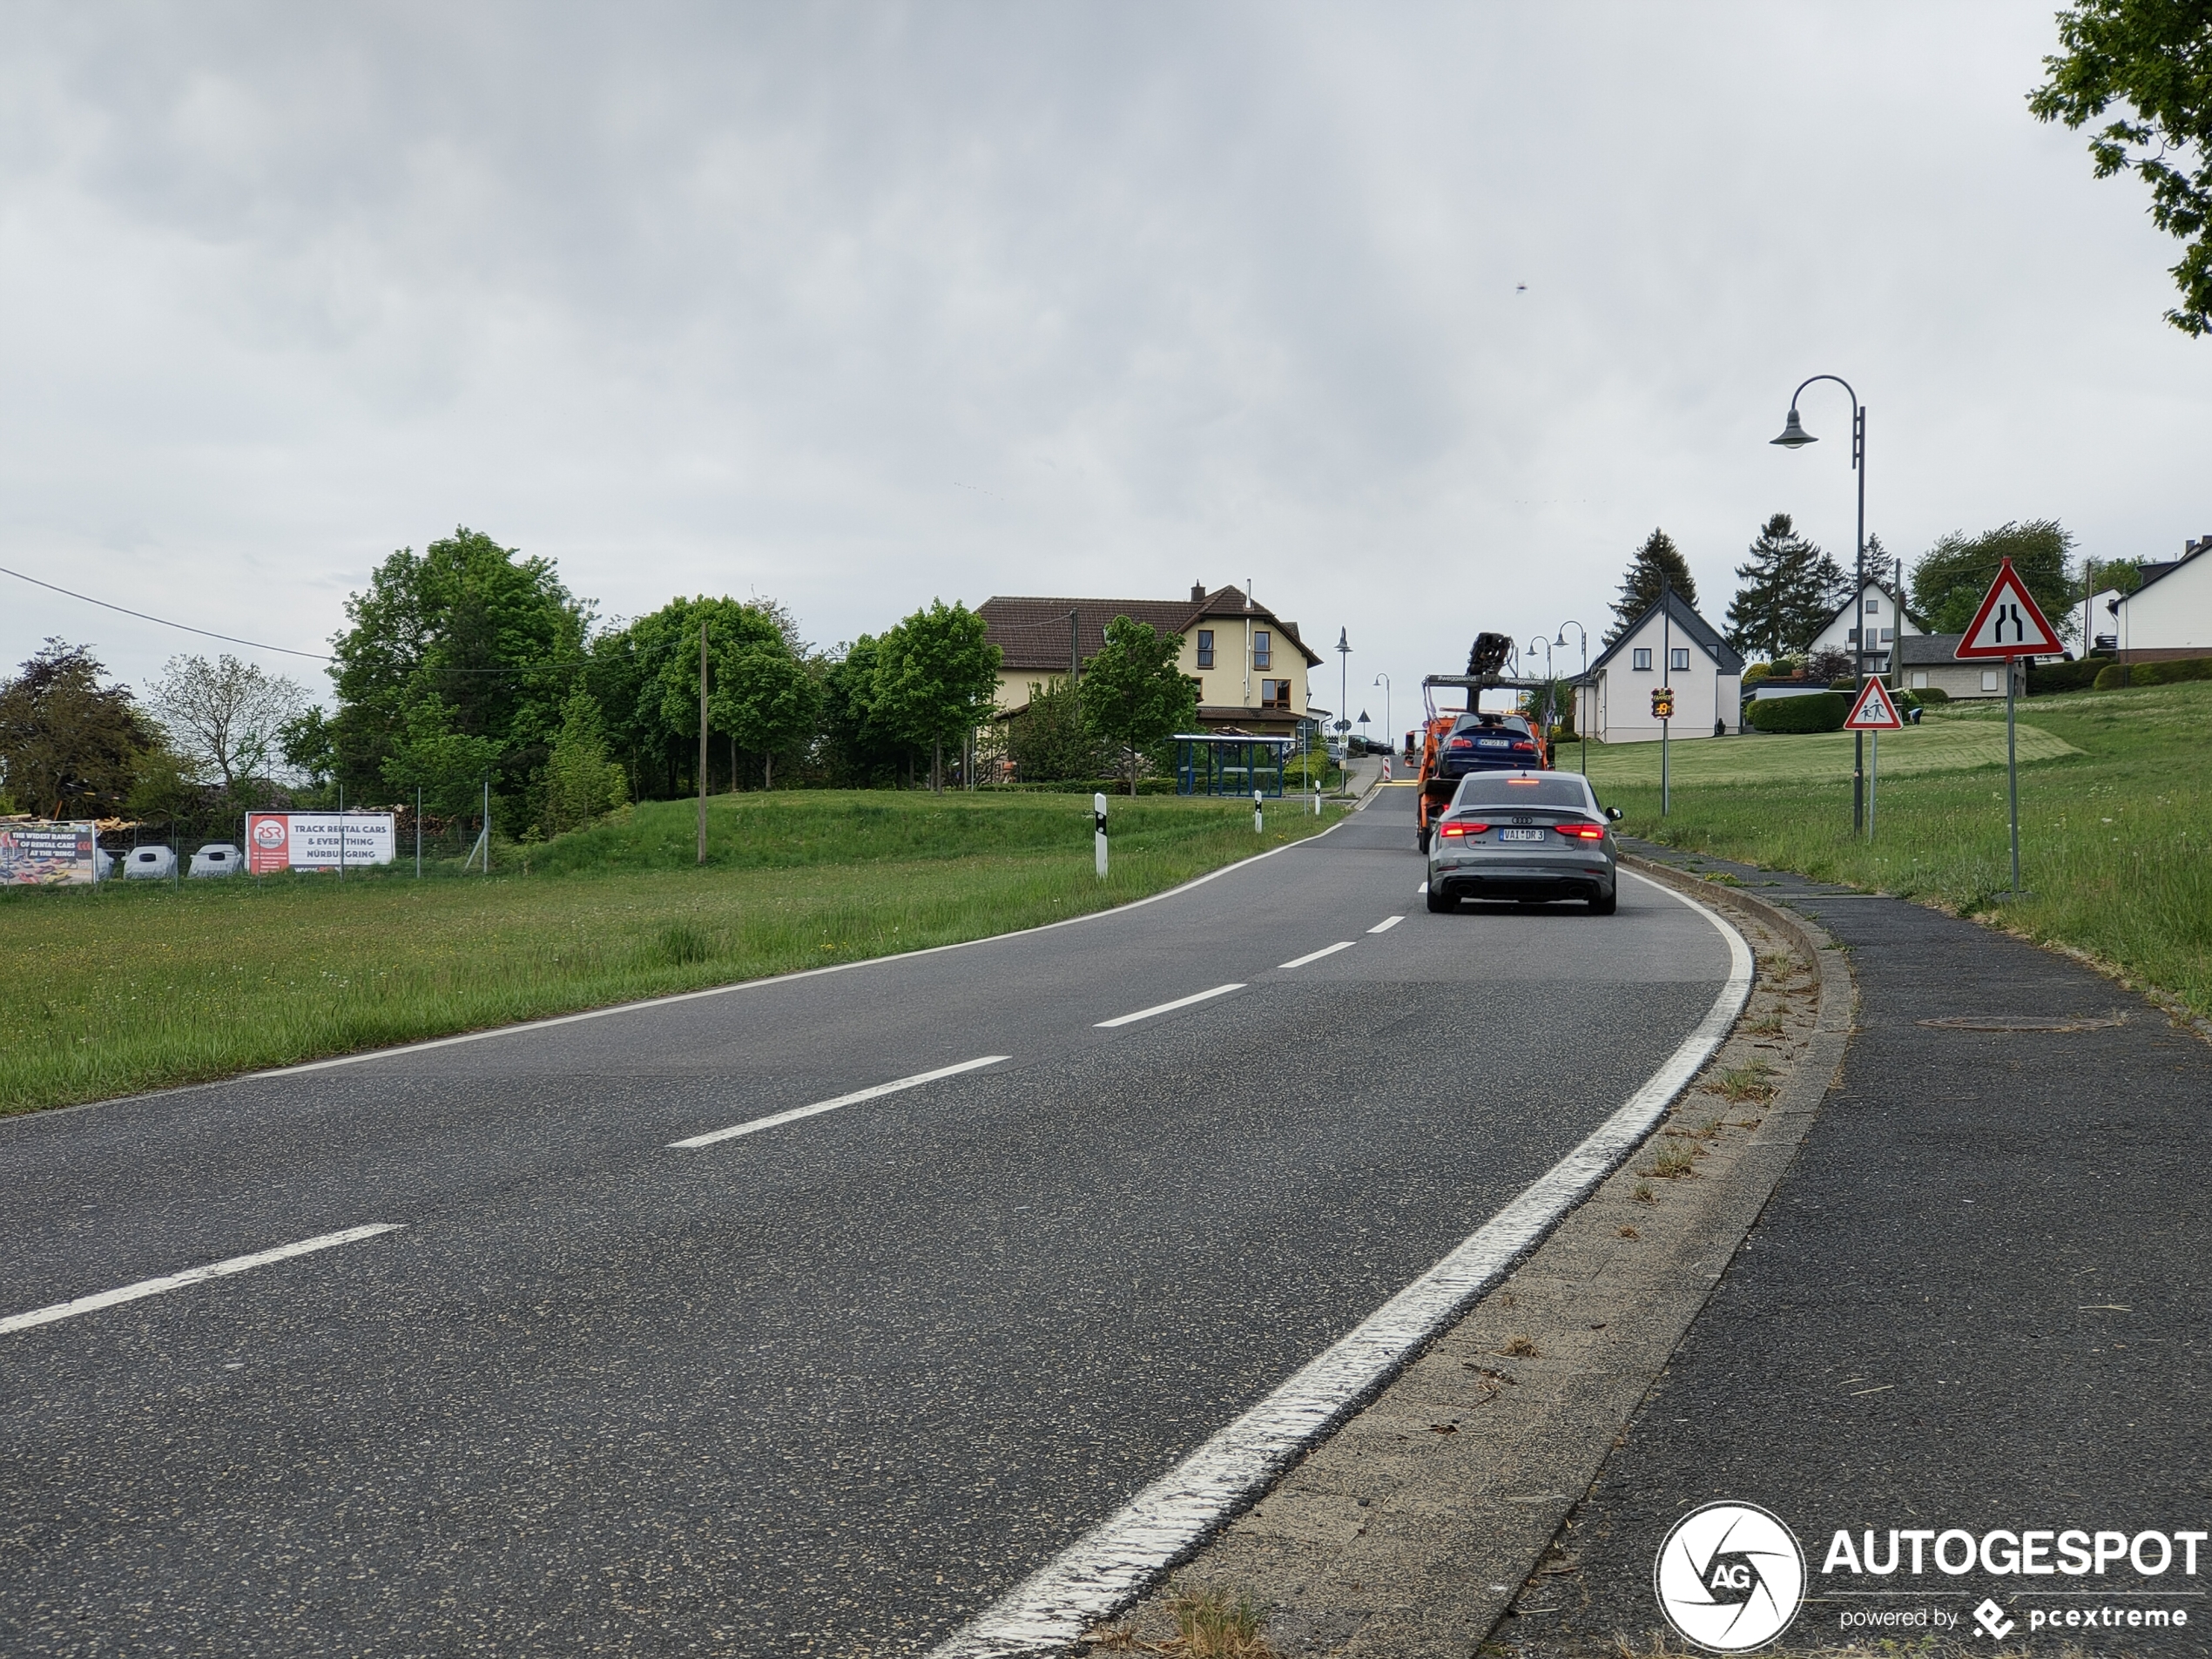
[1413,634,1563,851]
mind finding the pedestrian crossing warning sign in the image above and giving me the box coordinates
[1843,678,1904,731]
[1954,558,2063,658]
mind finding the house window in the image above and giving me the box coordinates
[1865,597,1880,614]
[1846,626,1860,643]
[1981,669,2000,692]
[1252,631,1271,669]
[1670,648,1690,671]
[1260,678,1291,709]
[1197,630,1214,669]
[1632,648,1652,671]
[1910,671,1928,689]
[1880,628,1895,643]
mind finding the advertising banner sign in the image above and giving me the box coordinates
[0,821,98,886]
[246,813,397,873]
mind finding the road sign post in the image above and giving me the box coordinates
[1843,679,1904,841]
[1952,557,2063,896]
[1650,685,1676,815]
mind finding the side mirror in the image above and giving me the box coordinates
[1606,806,1624,821]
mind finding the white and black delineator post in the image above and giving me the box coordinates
[1253,787,1264,835]
[1093,792,1109,879]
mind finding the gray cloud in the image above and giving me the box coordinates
[0,3,2202,720]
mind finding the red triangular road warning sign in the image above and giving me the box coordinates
[1844,678,1904,731]
[1954,558,2064,658]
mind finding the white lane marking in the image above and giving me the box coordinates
[1277,941,1355,970]
[927,872,1751,1658]
[1095,984,1244,1029]
[670,1055,1011,1149]
[0,1224,405,1337]
[53,821,1352,1118]
[1367,915,1404,934]
[1416,881,1428,894]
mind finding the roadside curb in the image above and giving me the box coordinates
[1098,860,1856,1656]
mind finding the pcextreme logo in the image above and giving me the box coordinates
[1654,1501,1808,1652]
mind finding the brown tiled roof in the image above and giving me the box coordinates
[980,586,1323,672]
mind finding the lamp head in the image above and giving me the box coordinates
[1770,408,1817,448]
[1336,627,1350,652]
[1554,631,1568,646]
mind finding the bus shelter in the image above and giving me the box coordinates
[1174,734,1290,798]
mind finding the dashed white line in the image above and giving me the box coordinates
[1095,984,1244,1028]
[1277,941,1355,970]
[0,1224,406,1337]
[926,872,1755,1658]
[1367,914,1404,934]
[1416,881,1428,895]
[670,1055,1011,1149]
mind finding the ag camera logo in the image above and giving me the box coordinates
[1655,1501,1807,1651]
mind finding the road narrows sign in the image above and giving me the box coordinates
[1954,557,2063,659]
[1843,678,1904,731]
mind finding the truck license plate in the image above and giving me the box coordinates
[1499,827,1545,842]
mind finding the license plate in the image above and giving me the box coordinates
[1475,738,1510,749]
[1498,827,1545,842]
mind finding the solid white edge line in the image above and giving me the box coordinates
[927,870,1752,1658]
[1366,914,1404,934]
[1276,941,1355,971]
[0,1224,406,1337]
[26,818,1352,1122]
[669,1055,1011,1149]
[1094,983,1245,1029]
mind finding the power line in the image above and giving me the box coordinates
[0,562,332,660]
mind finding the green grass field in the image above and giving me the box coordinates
[0,790,1337,1115]
[1585,682,2212,1020]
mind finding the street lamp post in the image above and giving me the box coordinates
[1336,627,1351,785]
[1770,374,1869,835]
[1554,620,1588,775]
[1525,635,1554,735]
[1372,672,1391,760]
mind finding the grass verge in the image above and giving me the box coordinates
[1,790,1338,1116]
[1587,681,2212,1021]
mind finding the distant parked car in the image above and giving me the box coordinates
[189,843,243,878]
[122,846,176,880]
[94,848,114,880]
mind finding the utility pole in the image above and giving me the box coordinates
[697,617,709,866]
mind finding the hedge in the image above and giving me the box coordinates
[2027,658,2108,696]
[2093,657,2212,691]
[1744,692,1850,733]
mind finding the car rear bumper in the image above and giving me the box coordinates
[1430,853,1615,903]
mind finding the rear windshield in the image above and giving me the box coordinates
[1450,713,1531,735]
[1452,776,1594,812]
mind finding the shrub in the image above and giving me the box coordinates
[1914,685,1951,703]
[2130,656,2212,687]
[1744,692,1850,733]
[2027,658,2106,696]
[2094,663,2130,691]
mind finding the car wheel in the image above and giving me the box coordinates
[1426,884,1451,914]
[1589,888,1617,916]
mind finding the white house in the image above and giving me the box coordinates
[1805,581,1920,674]
[2112,534,2212,663]
[1576,591,1744,744]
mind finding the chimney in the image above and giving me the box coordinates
[1191,583,1205,603]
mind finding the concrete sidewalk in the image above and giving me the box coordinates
[1520,845,2212,1654]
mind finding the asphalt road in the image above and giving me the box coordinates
[2,785,1732,1657]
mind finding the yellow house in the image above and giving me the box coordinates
[978,584,1324,736]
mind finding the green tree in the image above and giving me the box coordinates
[1081,616,1198,796]
[873,601,1001,792]
[541,690,629,834]
[378,694,501,816]
[1910,520,2079,642]
[2031,3,2212,337]
[711,637,823,790]
[1606,529,1699,644]
[818,636,907,786]
[0,640,158,819]
[1007,676,1105,782]
[327,527,589,803]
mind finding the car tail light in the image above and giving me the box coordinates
[1448,737,1474,749]
[1511,742,1534,752]
[1558,822,1607,840]
[1439,822,1488,837]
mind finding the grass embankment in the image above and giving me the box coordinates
[0,791,1336,1115]
[1581,682,2212,1020]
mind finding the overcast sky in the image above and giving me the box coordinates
[1,3,2204,728]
